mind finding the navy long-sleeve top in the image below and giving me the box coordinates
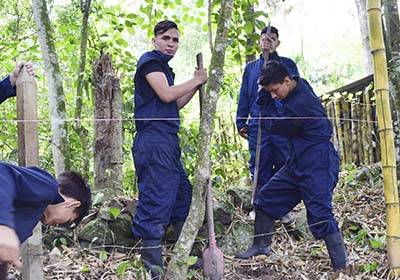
[0,162,64,243]
[0,76,16,104]
[236,52,299,131]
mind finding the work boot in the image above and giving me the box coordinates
[323,232,348,271]
[140,239,163,279]
[280,212,296,228]
[172,220,185,243]
[235,210,275,259]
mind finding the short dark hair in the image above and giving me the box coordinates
[58,171,91,226]
[154,20,179,36]
[261,25,279,37]
[259,61,291,87]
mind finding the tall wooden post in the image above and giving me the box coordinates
[16,67,44,280]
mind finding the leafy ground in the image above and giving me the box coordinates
[9,164,398,280]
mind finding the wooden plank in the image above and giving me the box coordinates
[16,67,44,280]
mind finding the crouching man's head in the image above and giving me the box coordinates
[41,171,91,227]
[259,60,297,100]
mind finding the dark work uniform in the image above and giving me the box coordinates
[254,79,340,239]
[0,162,64,243]
[0,76,16,105]
[132,50,192,241]
[236,52,299,196]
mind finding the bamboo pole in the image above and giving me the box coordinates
[342,97,352,164]
[328,101,340,152]
[351,101,359,164]
[356,98,364,164]
[16,67,44,280]
[360,90,369,165]
[365,88,375,164]
[368,0,400,276]
[334,99,346,165]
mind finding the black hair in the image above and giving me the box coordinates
[58,171,91,226]
[259,61,291,87]
[154,20,179,36]
[261,25,279,38]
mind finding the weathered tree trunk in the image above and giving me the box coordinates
[245,4,256,63]
[382,0,400,168]
[355,0,374,74]
[73,0,92,177]
[92,53,123,199]
[16,68,43,280]
[165,0,234,279]
[367,0,400,276]
[32,0,70,175]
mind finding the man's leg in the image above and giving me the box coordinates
[299,166,347,270]
[0,263,7,280]
[169,160,193,242]
[131,138,181,278]
[271,136,295,227]
[236,167,301,259]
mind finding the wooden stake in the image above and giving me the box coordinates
[16,67,44,280]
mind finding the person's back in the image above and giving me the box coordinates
[0,162,91,276]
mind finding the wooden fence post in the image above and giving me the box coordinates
[16,67,44,280]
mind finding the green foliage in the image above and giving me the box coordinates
[109,207,121,219]
[369,236,385,250]
[99,250,108,261]
[362,262,379,273]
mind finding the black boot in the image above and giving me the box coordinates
[235,210,275,259]
[140,239,163,279]
[172,220,185,243]
[323,232,348,271]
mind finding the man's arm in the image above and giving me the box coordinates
[146,68,207,104]
[0,63,35,105]
[0,76,16,105]
[177,87,197,109]
[236,65,250,138]
[0,175,21,266]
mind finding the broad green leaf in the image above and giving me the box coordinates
[243,22,254,35]
[109,207,121,219]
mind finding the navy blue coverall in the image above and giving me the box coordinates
[254,79,340,239]
[0,162,64,243]
[0,76,15,105]
[131,50,192,241]
[236,52,299,195]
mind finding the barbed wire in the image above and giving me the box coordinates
[0,116,379,124]
[33,219,330,255]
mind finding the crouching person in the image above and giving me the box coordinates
[0,162,91,279]
[236,61,348,272]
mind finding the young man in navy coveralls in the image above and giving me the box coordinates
[235,27,296,238]
[0,164,91,278]
[131,20,207,276]
[237,61,348,271]
[0,63,91,278]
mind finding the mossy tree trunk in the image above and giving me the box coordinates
[31,0,70,175]
[165,0,234,279]
[73,0,92,177]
